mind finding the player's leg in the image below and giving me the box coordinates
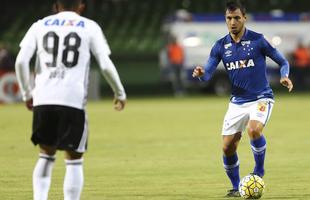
[33,144,56,200]
[32,105,59,200]
[63,151,84,200]
[222,102,249,196]
[248,99,274,177]
[247,120,266,177]
[223,132,242,192]
[56,106,87,200]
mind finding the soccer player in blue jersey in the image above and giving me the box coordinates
[192,0,293,197]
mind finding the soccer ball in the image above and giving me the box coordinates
[239,174,265,199]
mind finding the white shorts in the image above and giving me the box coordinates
[222,98,274,135]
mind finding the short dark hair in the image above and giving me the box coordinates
[57,0,82,9]
[225,0,246,15]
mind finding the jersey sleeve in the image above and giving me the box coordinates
[19,22,37,51]
[95,54,126,100]
[203,41,221,81]
[89,22,111,56]
[90,22,126,100]
[260,36,290,77]
[15,23,38,101]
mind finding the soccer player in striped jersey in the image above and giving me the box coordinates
[192,0,293,197]
[15,0,126,199]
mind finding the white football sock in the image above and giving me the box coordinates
[63,158,84,200]
[33,153,55,200]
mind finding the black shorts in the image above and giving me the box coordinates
[32,105,88,152]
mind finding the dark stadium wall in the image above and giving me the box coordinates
[2,0,310,96]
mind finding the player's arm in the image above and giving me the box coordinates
[15,46,36,110]
[15,24,37,110]
[95,53,126,111]
[90,23,126,111]
[261,37,293,92]
[192,42,221,81]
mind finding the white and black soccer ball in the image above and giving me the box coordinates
[239,174,265,199]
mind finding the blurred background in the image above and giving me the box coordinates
[2,2,310,199]
[1,0,310,103]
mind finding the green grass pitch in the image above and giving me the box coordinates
[0,94,309,199]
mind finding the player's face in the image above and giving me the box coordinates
[225,8,246,36]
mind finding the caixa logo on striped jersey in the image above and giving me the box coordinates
[225,59,255,70]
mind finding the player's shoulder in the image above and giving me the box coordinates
[73,14,96,25]
[214,35,228,47]
[37,13,58,24]
[73,15,103,32]
[214,34,230,50]
[30,13,58,29]
[246,29,264,40]
[81,16,101,28]
[216,35,228,44]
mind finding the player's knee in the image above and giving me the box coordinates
[65,150,83,160]
[247,126,262,139]
[39,144,56,156]
[222,144,236,156]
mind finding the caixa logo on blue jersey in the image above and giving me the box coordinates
[225,59,255,70]
[44,19,85,28]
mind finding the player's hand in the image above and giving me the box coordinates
[280,77,293,92]
[114,98,126,111]
[192,66,205,78]
[25,98,33,111]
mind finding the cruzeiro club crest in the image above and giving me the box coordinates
[257,102,267,112]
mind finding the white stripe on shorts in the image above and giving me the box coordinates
[76,113,88,153]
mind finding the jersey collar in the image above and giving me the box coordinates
[57,11,80,16]
[226,28,249,43]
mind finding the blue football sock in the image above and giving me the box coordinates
[223,153,240,190]
[250,135,266,177]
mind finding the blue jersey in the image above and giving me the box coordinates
[203,29,289,104]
